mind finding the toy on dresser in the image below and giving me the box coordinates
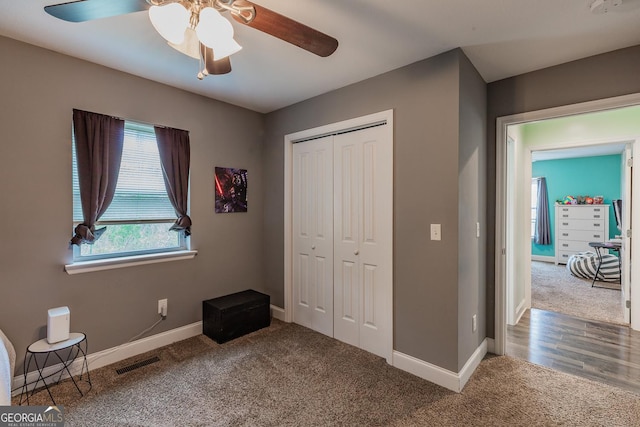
[558,195,605,205]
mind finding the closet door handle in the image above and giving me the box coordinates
[354,250,359,256]
[311,245,316,250]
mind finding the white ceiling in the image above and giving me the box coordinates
[1,0,639,113]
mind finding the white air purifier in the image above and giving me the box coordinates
[47,306,70,344]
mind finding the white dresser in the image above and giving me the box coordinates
[555,204,609,265]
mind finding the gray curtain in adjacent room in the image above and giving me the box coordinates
[534,177,551,245]
[71,109,125,245]
[154,126,192,236]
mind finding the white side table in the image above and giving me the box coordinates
[19,332,91,405]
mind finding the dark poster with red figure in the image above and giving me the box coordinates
[215,167,248,213]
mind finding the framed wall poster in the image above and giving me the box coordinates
[215,167,248,213]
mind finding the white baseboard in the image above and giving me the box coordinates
[270,305,286,322]
[393,351,460,392]
[531,255,555,263]
[515,299,527,324]
[12,321,202,396]
[393,338,488,393]
[458,339,488,391]
[486,338,495,354]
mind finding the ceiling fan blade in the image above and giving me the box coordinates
[200,44,232,75]
[44,0,150,23]
[231,1,338,57]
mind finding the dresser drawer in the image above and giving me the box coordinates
[556,240,594,253]
[557,250,587,264]
[557,206,607,220]
[556,229,605,241]
[557,218,605,231]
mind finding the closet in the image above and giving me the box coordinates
[291,120,393,361]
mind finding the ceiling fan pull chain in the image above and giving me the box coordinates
[197,44,205,80]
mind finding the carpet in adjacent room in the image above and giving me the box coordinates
[531,260,624,325]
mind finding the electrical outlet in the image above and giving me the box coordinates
[472,314,477,332]
[476,222,480,238]
[158,299,168,317]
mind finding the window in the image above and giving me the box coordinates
[531,178,539,239]
[72,121,186,261]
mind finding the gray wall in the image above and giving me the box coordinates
[457,53,487,370]
[486,44,640,337]
[0,36,265,367]
[264,49,486,372]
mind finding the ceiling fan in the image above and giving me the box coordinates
[44,0,339,78]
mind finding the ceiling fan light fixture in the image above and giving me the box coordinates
[46,0,339,80]
[149,3,190,44]
[196,7,242,60]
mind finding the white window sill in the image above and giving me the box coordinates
[65,250,198,275]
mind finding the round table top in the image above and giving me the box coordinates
[28,332,85,353]
[589,241,622,249]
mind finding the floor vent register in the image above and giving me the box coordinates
[115,356,160,375]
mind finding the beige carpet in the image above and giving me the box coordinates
[531,260,625,325]
[15,320,640,426]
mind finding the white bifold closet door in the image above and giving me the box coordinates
[292,136,334,337]
[292,124,392,361]
[333,126,392,359]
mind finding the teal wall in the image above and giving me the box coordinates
[532,154,622,257]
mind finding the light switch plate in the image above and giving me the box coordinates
[430,224,441,241]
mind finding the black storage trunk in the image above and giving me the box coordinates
[202,290,270,344]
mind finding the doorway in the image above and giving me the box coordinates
[507,137,632,327]
[283,110,394,363]
[495,94,640,356]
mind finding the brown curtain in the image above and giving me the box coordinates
[154,126,192,236]
[71,109,125,245]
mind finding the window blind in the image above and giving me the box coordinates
[72,122,176,222]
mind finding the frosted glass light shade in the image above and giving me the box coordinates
[168,28,200,59]
[196,7,242,60]
[149,3,190,45]
[209,38,242,61]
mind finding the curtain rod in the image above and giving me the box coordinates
[73,108,189,133]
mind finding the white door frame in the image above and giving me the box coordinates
[284,109,394,353]
[495,93,640,356]
[622,145,633,323]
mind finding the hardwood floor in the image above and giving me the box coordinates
[507,308,640,394]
